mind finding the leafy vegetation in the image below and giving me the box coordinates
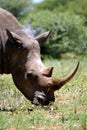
[0,56,87,130]
[21,0,87,58]
[0,0,32,19]
[35,0,87,18]
[27,11,87,57]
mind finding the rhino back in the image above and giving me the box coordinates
[0,8,23,48]
[0,8,34,46]
[0,8,21,31]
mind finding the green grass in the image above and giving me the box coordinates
[0,55,87,130]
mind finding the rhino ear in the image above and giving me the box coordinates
[6,29,22,45]
[35,30,52,43]
[6,29,16,43]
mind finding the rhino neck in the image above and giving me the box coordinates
[0,46,10,74]
[0,41,11,74]
[0,41,3,74]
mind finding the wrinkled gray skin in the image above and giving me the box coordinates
[0,8,79,106]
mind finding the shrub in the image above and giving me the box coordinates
[24,10,87,57]
[0,0,32,19]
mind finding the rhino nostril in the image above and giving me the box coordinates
[38,97,44,104]
[27,71,33,78]
[25,71,33,79]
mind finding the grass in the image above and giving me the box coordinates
[0,55,87,130]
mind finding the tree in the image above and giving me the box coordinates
[28,10,87,57]
[35,0,69,10]
[0,0,32,19]
[35,0,87,18]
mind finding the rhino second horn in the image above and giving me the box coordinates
[42,67,54,77]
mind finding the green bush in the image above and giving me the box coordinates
[35,0,87,19]
[0,0,32,19]
[26,11,87,57]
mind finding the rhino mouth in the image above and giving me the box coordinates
[32,91,46,105]
[32,91,55,106]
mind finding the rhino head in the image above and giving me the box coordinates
[5,29,79,106]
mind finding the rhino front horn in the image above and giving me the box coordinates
[51,62,79,91]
